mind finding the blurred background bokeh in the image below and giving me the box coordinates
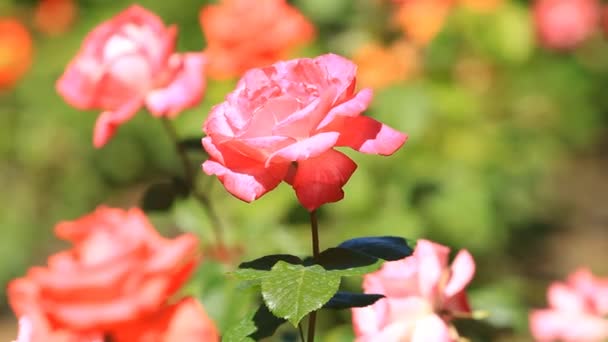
[1,0,608,340]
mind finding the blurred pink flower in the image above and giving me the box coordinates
[530,268,608,342]
[352,239,476,342]
[202,53,407,211]
[57,5,206,148]
[534,0,600,50]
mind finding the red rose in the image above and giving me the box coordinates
[56,5,206,147]
[200,0,314,79]
[202,54,407,211]
[8,207,199,334]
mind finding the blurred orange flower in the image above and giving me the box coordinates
[34,0,77,36]
[8,207,200,335]
[394,0,454,46]
[0,18,33,90]
[200,0,315,79]
[459,0,504,12]
[353,40,420,89]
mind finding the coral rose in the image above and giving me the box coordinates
[8,207,199,334]
[200,0,314,79]
[202,53,407,211]
[57,5,206,148]
[111,298,219,342]
[530,268,608,341]
[533,0,600,50]
[352,239,476,342]
[0,18,33,90]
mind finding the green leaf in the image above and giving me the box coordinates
[221,316,256,342]
[232,268,271,283]
[261,261,341,326]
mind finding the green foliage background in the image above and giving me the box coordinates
[1,0,608,340]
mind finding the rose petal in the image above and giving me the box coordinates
[291,149,357,211]
[56,56,103,110]
[265,132,340,166]
[202,139,290,202]
[530,309,608,342]
[203,159,288,202]
[317,88,373,129]
[411,314,452,342]
[414,240,450,299]
[329,115,407,155]
[146,53,207,117]
[272,87,337,138]
[314,53,358,96]
[548,283,587,312]
[444,249,476,298]
[352,304,383,338]
[93,97,143,148]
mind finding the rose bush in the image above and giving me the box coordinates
[351,239,476,341]
[56,5,206,148]
[199,0,314,79]
[8,207,200,336]
[202,53,407,211]
[530,268,608,341]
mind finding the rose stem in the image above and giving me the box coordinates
[161,118,225,248]
[307,209,320,342]
[298,322,306,341]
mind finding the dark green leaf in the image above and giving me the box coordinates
[261,261,341,326]
[249,304,287,340]
[239,254,302,270]
[337,236,413,261]
[314,247,378,271]
[323,292,385,309]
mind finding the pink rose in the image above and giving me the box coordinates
[534,0,600,50]
[202,53,407,211]
[530,268,608,341]
[352,239,476,342]
[57,5,206,148]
